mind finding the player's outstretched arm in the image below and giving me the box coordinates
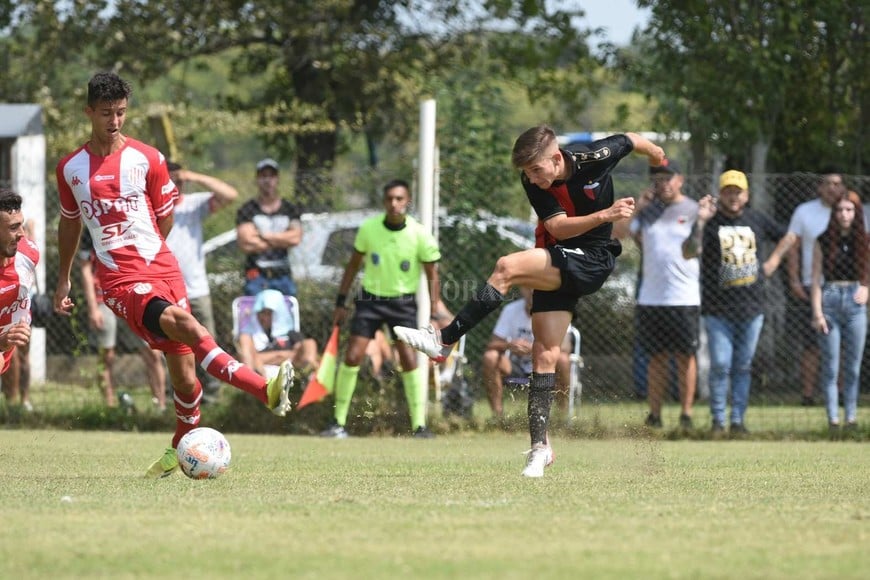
[625,132,666,166]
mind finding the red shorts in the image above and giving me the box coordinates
[102,277,193,356]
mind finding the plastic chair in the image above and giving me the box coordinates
[231,294,301,341]
[503,325,584,419]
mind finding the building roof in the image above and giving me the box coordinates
[0,104,43,138]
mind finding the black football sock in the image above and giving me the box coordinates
[440,283,506,345]
[528,372,556,446]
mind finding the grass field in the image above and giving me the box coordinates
[1,430,868,579]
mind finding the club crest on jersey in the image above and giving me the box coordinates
[133,283,153,295]
[128,166,146,188]
[583,182,599,200]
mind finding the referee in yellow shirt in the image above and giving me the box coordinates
[320,179,442,438]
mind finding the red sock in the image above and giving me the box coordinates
[193,335,268,404]
[172,380,202,448]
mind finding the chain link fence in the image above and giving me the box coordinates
[12,169,870,434]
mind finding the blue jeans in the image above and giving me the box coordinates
[243,274,297,297]
[704,314,764,426]
[818,283,867,424]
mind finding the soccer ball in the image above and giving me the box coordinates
[176,427,232,479]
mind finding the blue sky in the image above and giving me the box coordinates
[582,0,651,46]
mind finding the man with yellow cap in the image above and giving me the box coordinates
[682,170,786,436]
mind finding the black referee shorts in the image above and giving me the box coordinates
[532,240,621,313]
[350,291,418,339]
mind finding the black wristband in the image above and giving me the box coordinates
[336,294,347,308]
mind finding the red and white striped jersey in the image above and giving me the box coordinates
[56,138,180,290]
[0,237,39,373]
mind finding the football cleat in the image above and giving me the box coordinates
[266,360,294,417]
[145,447,180,479]
[521,443,554,478]
[393,324,453,363]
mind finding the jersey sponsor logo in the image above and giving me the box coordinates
[0,283,17,294]
[133,282,153,295]
[574,146,611,164]
[100,222,136,244]
[93,174,116,182]
[71,176,82,186]
[80,196,141,219]
[0,296,30,318]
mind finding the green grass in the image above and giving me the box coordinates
[0,430,868,579]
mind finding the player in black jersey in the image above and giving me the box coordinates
[396,124,666,477]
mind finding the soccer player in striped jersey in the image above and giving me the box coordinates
[53,72,293,478]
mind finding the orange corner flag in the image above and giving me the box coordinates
[297,325,339,409]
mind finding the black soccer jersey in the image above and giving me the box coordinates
[522,134,634,249]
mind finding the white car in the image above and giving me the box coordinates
[203,210,538,283]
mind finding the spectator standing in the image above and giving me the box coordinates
[236,289,319,377]
[810,192,868,432]
[54,72,293,479]
[320,179,442,439]
[395,126,664,477]
[630,160,699,429]
[764,171,847,406]
[481,286,572,418]
[78,228,167,411]
[683,170,786,435]
[0,190,38,408]
[165,161,238,403]
[236,159,303,297]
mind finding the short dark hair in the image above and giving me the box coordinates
[0,188,23,213]
[383,179,411,196]
[511,125,558,168]
[167,160,182,172]
[87,72,132,107]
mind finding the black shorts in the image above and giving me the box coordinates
[532,240,621,313]
[350,291,418,339]
[635,305,699,354]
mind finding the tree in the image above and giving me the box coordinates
[98,0,604,212]
[620,0,866,176]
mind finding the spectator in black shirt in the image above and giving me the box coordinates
[683,170,786,436]
[810,191,868,432]
[236,158,303,296]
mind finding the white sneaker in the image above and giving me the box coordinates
[521,443,554,478]
[393,324,453,362]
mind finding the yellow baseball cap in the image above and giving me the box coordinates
[719,170,748,191]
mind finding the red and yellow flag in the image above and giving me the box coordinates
[297,325,339,409]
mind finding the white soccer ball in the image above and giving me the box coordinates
[176,427,232,480]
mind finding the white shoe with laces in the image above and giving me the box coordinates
[393,324,453,362]
[521,443,554,478]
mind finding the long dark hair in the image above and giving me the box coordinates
[823,191,868,284]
